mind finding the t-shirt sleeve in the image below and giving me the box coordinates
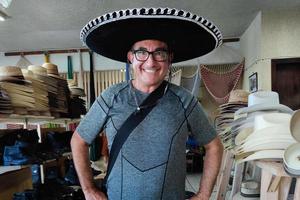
[75,92,112,145]
[186,98,217,146]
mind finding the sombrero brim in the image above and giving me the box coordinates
[81,8,222,63]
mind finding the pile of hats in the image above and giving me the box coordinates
[233,91,295,163]
[0,66,35,115]
[67,79,85,97]
[215,89,249,150]
[27,65,58,116]
[0,86,13,114]
[42,63,70,117]
[22,68,50,115]
[283,109,300,176]
[67,79,86,118]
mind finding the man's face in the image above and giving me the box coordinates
[127,40,172,91]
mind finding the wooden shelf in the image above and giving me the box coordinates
[0,115,81,125]
[0,166,32,200]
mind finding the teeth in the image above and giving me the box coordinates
[144,69,157,73]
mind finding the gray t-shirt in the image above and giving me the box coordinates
[76,81,216,200]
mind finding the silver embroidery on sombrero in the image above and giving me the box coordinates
[80,7,222,48]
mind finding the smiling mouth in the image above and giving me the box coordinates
[143,68,157,73]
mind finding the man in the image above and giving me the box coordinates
[71,7,223,200]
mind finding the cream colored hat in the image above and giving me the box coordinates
[283,143,300,175]
[236,91,293,115]
[290,109,300,141]
[235,113,296,154]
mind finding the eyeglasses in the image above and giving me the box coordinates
[131,49,169,62]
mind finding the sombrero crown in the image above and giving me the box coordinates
[80,7,223,63]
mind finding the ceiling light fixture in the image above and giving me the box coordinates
[0,0,13,8]
[0,9,8,21]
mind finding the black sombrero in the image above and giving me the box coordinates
[80,7,223,63]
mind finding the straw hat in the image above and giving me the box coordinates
[28,65,48,76]
[0,66,23,77]
[42,63,64,79]
[0,66,29,83]
[80,7,222,63]
[228,89,249,104]
[235,91,293,115]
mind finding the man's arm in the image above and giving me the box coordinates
[192,136,223,200]
[71,131,107,200]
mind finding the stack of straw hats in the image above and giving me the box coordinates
[22,68,49,115]
[42,63,70,117]
[215,89,249,150]
[67,79,86,118]
[233,91,295,163]
[0,87,13,114]
[27,65,58,116]
[67,79,86,97]
[0,66,35,115]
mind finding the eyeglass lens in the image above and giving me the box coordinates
[133,50,168,62]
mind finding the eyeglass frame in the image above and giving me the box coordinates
[131,49,170,62]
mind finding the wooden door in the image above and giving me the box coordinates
[272,58,300,110]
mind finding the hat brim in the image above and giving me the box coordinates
[236,150,284,163]
[283,143,300,170]
[290,109,300,142]
[236,104,293,115]
[81,8,222,63]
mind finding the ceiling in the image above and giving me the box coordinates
[0,0,300,53]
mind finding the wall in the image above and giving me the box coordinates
[0,42,241,72]
[0,51,126,72]
[240,11,262,91]
[240,8,300,91]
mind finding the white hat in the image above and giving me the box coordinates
[236,149,284,163]
[235,113,297,156]
[235,91,293,115]
[283,143,300,175]
[290,109,300,142]
[240,180,260,198]
[282,110,300,175]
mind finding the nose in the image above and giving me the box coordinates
[143,53,156,66]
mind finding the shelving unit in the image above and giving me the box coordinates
[0,115,81,200]
[0,166,33,200]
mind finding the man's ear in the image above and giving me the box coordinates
[127,51,133,64]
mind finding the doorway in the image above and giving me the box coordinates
[271,58,300,110]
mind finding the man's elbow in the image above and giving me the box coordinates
[71,131,88,150]
[205,137,224,155]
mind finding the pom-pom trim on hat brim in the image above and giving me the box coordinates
[80,8,223,63]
